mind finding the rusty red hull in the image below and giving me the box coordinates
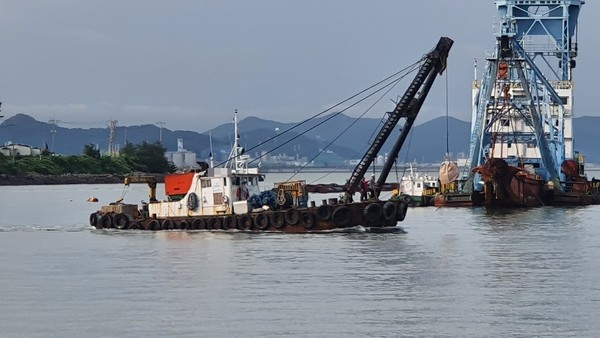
[473,158,548,207]
[473,158,600,207]
[433,192,484,207]
[434,192,468,207]
[89,200,409,233]
[305,183,399,194]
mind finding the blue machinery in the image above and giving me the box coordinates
[467,0,584,192]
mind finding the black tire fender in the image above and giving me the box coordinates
[382,202,397,221]
[178,220,189,230]
[237,215,253,230]
[254,213,269,230]
[396,202,408,221]
[186,192,199,211]
[192,218,205,230]
[114,213,130,229]
[148,219,161,231]
[316,205,332,221]
[299,211,316,229]
[128,222,141,230]
[223,216,236,230]
[162,219,174,230]
[208,218,222,230]
[332,206,350,227]
[270,211,285,228]
[363,203,382,224]
[89,212,99,227]
[98,214,113,229]
[284,208,300,225]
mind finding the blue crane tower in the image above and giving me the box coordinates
[467,0,584,193]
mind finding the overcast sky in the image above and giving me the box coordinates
[1,1,598,132]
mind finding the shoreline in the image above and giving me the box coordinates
[4,164,599,186]
[0,173,129,186]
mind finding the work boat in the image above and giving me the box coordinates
[89,37,453,233]
[398,163,438,207]
[88,116,407,233]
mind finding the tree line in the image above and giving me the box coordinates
[0,141,175,176]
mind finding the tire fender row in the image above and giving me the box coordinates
[88,200,408,231]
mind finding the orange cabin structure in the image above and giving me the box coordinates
[164,172,195,196]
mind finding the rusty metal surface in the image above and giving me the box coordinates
[473,158,600,207]
[305,183,398,194]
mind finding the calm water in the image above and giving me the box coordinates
[1,172,600,337]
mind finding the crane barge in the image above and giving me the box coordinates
[461,0,600,207]
[89,37,453,232]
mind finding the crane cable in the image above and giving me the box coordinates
[213,60,422,168]
[286,64,420,182]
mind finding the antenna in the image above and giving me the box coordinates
[156,121,166,143]
[49,119,58,153]
[107,120,118,156]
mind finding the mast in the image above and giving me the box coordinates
[343,37,453,200]
[226,109,240,171]
[209,131,214,168]
[225,109,251,174]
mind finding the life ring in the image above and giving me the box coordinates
[237,215,253,230]
[89,212,98,227]
[284,208,300,225]
[222,195,229,204]
[299,211,316,229]
[270,211,285,229]
[178,220,189,230]
[192,218,206,230]
[223,216,236,230]
[316,205,332,221]
[208,217,222,230]
[148,219,161,231]
[187,192,199,210]
[236,187,250,200]
[98,214,113,229]
[382,202,397,222]
[162,219,174,230]
[396,202,408,222]
[254,213,269,230]
[363,203,382,224]
[332,206,350,227]
[114,213,130,229]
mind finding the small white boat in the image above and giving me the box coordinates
[398,163,439,206]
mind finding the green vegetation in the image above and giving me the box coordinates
[0,141,175,176]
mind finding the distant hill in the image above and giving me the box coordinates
[1,113,599,165]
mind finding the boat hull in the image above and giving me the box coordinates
[472,158,548,207]
[433,192,484,207]
[473,158,600,207]
[89,199,409,234]
[403,194,435,207]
